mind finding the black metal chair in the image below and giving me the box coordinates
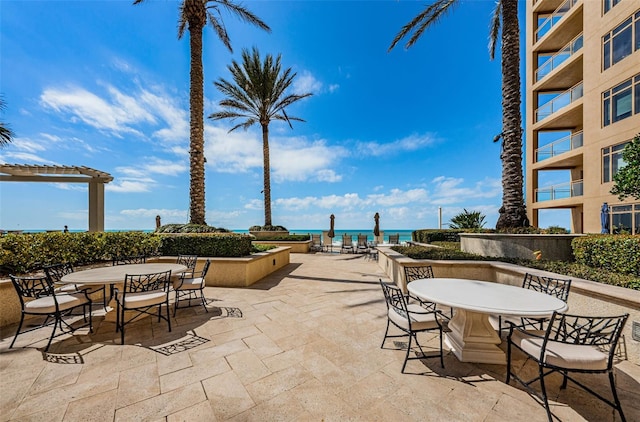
[177,254,198,270]
[498,273,572,333]
[9,274,92,351]
[506,311,629,422]
[379,279,444,372]
[112,255,147,265]
[173,259,211,316]
[44,262,107,309]
[114,270,172,345]
[402,265,448,316]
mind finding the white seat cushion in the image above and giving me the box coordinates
[173,277,204,290]
[24,293,89,314]
[511,330,609,371]
[389,303,440,331]
[118,291,167,309]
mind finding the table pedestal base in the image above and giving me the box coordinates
[445,309,506,365]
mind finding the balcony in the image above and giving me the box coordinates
[535,0,580,42]
[535,179,583,202]
[535,33,583,83]
[535,131,583,162]
[535,81,583,123]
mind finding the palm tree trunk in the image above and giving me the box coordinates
[188,12,206,225]
[496,0,527,229]
[262,124,272,226]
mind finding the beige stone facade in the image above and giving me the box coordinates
[526,0,640,234]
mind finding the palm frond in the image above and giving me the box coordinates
[388,0,458,51]
[209,0,271,32]
[489,0,502,60]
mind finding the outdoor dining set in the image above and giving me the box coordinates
[8,254,210,351]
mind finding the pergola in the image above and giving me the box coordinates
[0,164,114,232]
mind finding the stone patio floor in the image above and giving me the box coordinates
[1,253,638,421]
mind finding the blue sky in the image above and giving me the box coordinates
[0,0,569,232]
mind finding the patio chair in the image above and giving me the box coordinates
[114,270,172,345]
[341,234,354,254]
[496,273,571,333]
[44,262,107,309]
[310,234,323,252]
[9,274,92,351]
[388,233,400,245]
[506,311,629,422]
[177,254,198,270]
[112,255,147,265]
[356,234,369,254]
[379,279,444,372]
[173,259,211,316]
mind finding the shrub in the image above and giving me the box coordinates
[412,229,468,243]
[252,234,310,241]
[159,233,252,257]
[156,223,230,233]
[572,235,640,276]
[249,225,288,231]
[448,209,486,229]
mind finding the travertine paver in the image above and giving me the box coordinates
[1,252,639,421]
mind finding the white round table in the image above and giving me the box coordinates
[61,263,188,322]
[408,278,568,364]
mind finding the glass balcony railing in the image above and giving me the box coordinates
[535,33,583,82]
[535,81,583,122]
[535,131,583,162]
[535,180,583,202]
[535,0,579,42]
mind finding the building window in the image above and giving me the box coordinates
[602,73,640,126]
[604,0,624,14]
[603,11,640,70]
[610,203,639,234]
[602,141,629,183]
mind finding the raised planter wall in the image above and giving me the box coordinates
[460,233,583,261]
[376,246,640,366]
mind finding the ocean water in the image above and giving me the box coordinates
[11,229,415,243]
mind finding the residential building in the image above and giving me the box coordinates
[526,0,640,234]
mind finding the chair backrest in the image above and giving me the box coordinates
[357,234,368,248]
[177,254,198,269]
[311,234,321,246]
[43,262,74,283]
[10,275,54,303]
[123,270,172,294]
[113,255,146,266]
[522,273,571,302]
[545,312,629,368]
[388,234,400,244]
[404,265,434,284]
[342,235,353,246]
[379,279,410,319]
[200,259,212,277]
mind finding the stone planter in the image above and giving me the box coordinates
[249,230,289,239]
[459,233,583,261]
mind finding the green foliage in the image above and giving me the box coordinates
[393,245,486,261]
[610,134,640,200]
[412,229,467,243]
[249,225,288,232]
[448,209,486,229]
[159,233,252,257]
[0,232,162,275]
[252,244,276,253]
[156,224,230,233]
[252,234,310,241]
[572,235,640,276]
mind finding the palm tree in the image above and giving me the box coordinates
[0,96,14,148]
[449,209,486,229]
[389,0,527,229]
[133,0,270,225]
[209,47,312,227]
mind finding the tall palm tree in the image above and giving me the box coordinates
[134,0,270,225]
[389,0,527,229]
[0,96,14,148]
[209,47,312,227]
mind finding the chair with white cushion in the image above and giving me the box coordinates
[44,262,107,309]
[379,279,444,372]
[506,311,629,422]
[173,259,211,316]
[9,274,92,351]
[177,254,198,270]
[114,270,172,344]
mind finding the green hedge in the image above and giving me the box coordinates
[252,234,310,241]
[159,233,252,257]
[0,232,162,275]
[572,235,640,276]
[412,229,467,243]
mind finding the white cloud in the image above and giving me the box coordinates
[106,178,154,193]
[292,70,323,95]
[121,208,187,220]
[431,176,501,205]
[356,133,438,156]
[328,84,340,93]
[0,151,53,164]
[10,137,47,153]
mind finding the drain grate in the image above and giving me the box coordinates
[633,321,640,342]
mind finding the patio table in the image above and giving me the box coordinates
[408,278,568,364]
[60,263,187,322]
